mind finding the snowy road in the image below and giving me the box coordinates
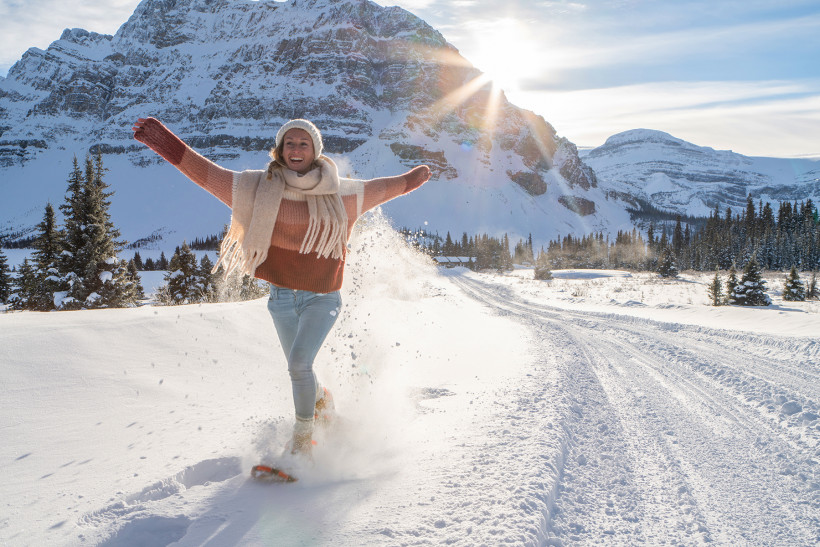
[3,227,819,546]
[453,273,820,545]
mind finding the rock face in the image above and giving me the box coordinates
[582,129,820,217]
[0,0,589,174]
[0,0,611,245]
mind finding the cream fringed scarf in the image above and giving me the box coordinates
[212,156,348,278]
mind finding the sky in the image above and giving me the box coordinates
[0,0,818,158]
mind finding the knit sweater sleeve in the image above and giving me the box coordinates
[358,165,431,214]
[133,117,236,207]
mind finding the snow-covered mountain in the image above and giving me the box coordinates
[582,129,820,218]
[0,0,620,250]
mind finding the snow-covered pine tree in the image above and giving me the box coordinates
[731,253,770,306]
[657,246,679,278]
[57,154,136,309]
[210,264,267,302]
[159,242,202,305]
[8,259,38,310]
[782,265,806,301]
[707,270,723,306]
[534,248,553,280]
[29,203,63,311]
[240,273,268,301]
[126,259,145,301]
[56,157,85,308]
[726,264,739,305]
[0,248,11,304]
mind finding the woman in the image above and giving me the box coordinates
[133,117,430,461]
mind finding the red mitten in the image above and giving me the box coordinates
[132,117,188,165]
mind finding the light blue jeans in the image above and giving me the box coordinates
[267,285,342,422]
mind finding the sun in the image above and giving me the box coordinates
[466,19,534,94]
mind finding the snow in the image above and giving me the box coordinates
[2,218,819,546]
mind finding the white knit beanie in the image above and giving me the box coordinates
[275,119,323,157]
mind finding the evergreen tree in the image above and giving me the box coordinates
[807,272,818,300]
[29,203,63,311]
[725,264,739,305]
[673,215,684,259]
[782,266,806,301]
[443,232,454,256]
[657,246,679,278]
[210,265,267,302]
[160,243,202,305]
[198,254,217,302]
[731,253,770,306]
[8,259,38,310]
[132,251,144,270]
[157,252,169,270]
[534,249,553,280]
[57,154,136,309]
[126,259,145,301]
[0,248,11,304]
[707,270,723,306]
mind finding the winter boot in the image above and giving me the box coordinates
[314,387,336,427]
[285,417,315,461]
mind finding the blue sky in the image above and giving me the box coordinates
[1,0,818,157]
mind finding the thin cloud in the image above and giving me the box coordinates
[0,0,141,75]
[511,80,820,157]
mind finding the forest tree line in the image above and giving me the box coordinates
[407,196,820,275]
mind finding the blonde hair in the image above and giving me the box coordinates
[266,145,287,180]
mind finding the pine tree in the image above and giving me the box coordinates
[534,249,553,280]
[726,264,739,305]
[657,246,679,278]
[29,203,63,311]
[782,266,806,301]
[126,259,145,301]
[160,243,202,305]
[673,215,683,259]
[0,248,11,304]
[198,254,217,302]
[707,270,723,306]
[57,154,136,309]
[807,272,818,300]
[731,253,770,306]
[8,259,38,310]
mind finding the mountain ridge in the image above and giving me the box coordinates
[582,128,820,218]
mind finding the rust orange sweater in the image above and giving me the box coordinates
[134,118,430,293]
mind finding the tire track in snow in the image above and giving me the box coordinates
[451,274,820,546]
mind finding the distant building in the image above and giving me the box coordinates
[433,256,473,268]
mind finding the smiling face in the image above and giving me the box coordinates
[281,128,316,174]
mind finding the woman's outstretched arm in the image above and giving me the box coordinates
[133,117,236,207]
[358,165,432,214]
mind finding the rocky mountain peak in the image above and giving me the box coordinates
[0,0,609,246]
[583,130,820,218]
